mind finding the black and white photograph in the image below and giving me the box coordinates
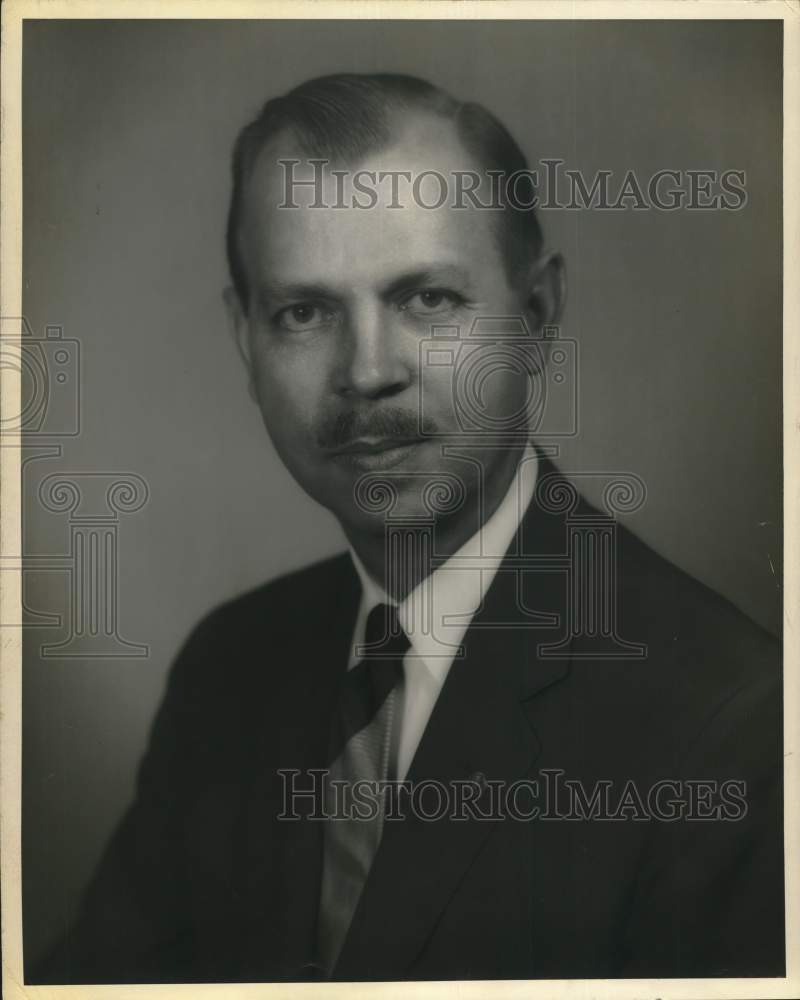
[1,4,797,997]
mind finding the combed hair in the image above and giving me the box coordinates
[226,73,543,310]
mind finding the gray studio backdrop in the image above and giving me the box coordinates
[21,19,781,965]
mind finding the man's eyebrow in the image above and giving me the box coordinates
[256,280,338,305]
[381,266,474,298]
[255,265,475,307]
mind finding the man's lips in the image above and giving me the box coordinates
[329,436,425,457]
[326,436,428,471]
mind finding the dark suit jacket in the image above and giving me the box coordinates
[31,457,784,983]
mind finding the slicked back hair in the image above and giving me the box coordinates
[226,73,543,312]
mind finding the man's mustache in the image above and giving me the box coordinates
[317,407,431,449]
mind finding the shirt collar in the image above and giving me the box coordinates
[348,445,538,684]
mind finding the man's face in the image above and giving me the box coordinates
[228,112,559,537]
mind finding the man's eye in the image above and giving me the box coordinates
[401,289,462,315]
[275,303,331,332]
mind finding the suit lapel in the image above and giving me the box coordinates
[334,474,573,980]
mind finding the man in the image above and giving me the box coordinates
[32,73,783,983]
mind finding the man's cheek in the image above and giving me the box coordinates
[421,367,460,431]
[258,392,312,456]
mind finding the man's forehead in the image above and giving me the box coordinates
[249,109,482,201]
[238,112,503,285]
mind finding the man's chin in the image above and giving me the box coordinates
[330,480,472,539]
[305,442,483,533]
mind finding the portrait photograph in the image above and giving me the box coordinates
[1,4,798,999]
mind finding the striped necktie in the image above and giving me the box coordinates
[316,603,409,976]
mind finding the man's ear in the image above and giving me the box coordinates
[223,286,258,404]
[525,250,566,330]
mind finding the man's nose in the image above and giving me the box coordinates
[336,303,412,400]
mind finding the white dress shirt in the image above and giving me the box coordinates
[347,445,538,780]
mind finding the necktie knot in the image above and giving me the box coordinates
[326,603,407,767]
[361,602,410,660]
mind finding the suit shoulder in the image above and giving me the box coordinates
[536,458,777,655]
[610,520,780,740]
[557,513,781,777]
[616,519,777,652]
[173,552,359,665]
[155,550,357,717]
[185,550,355,647]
